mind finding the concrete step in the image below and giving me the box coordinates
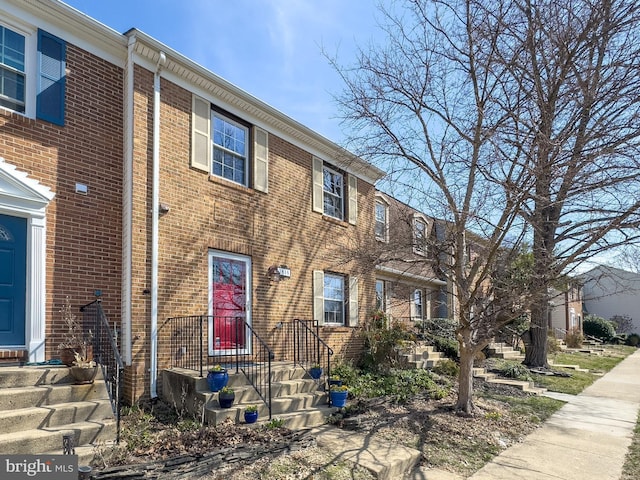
[0,419,117,455]
[0,366,75,388]
[0,399,114,434]
[473,367,546,395]
[0,382,109,410]
[204,390,328,425]
[547,361,590,373]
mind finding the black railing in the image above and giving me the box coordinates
[283,319,333,401]
[80,299,124,443]
[166,315,273,419]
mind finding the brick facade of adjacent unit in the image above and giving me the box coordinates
[0,42,123,362]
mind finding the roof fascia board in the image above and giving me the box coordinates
[128,30,385,184]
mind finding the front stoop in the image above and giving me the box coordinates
[486,342,525,361]
[400,344,445,369]
[312,424,422,480]
[161,363,337,430]
[473,367,547,395]
[0,366,116,463]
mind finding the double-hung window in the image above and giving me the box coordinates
[212,113,249,186]
[412,289,423,320]
[312,157,358,224]
[323,273,345,325]
[313,270,359,326]
[191,95,269,192]
[323,165,344,220]
[375,279,386,311]
[375,199,388,241]
[413,216,428,255]
[0,24,66,125]
[0,25,25,113]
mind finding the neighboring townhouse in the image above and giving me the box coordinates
[581,265,640,335]
[548,280,583,337]
[373,192,450,323]
[0,0,384,403]
[0,0,125,365]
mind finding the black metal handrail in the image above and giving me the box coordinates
[80,299,124,443]
[284,319,334,402]
[166,315,273,419]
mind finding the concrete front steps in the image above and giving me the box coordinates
[162,363,337,430]
[473,367,547,395]
[400,344,445,369]
[486,342,525,361]
[0,365,116,462]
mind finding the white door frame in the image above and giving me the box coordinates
[207,250,252,356]
[0,159,54,362]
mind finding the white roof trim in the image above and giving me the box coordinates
[0,157,55,216]
[376,265,446,286]
[127,30,385,185]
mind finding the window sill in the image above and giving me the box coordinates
[319,324,352,332]
[322,215,349,228]
[207,174,255,195]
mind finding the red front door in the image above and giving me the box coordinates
[210,253,250,353]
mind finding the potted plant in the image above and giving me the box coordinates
[329,384,348,408]
[329,375,342,387]
[244,404,259,424]
[57,297,93,367]
[218,386,235,408]
[69,351,98,385]
[207,364,229,392]
[309,364,323,379]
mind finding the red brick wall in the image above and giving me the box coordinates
[128,71,378,400]
[0,43,123,359]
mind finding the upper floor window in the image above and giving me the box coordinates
[191,95,269,192]
[375,199,388,242]
[0,25,65,125]
[212,113,249,186]
[323,165,344,220]
[0,25,26,113]
[312,157,358,224]
[413,216,428,255]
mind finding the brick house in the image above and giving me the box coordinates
[372,192,451,323]
[0,0,383,404]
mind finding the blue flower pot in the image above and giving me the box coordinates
[309,367,323,379]
[330,390,348,408]
[244,410,258,424]
[207,370,228,392]
[218,391,235,408]
[329,379,343,387]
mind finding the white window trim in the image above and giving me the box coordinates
[0,20,36,119]
[322,164,344,221]
[374,196,389,242]
[211,111,250,186]
[412,213,429,256]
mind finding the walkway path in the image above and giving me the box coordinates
[466,349,640,480]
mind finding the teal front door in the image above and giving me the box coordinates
[0,214,27,346]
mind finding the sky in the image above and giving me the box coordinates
[62,0,382,145]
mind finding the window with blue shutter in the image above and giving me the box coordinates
[36,29,65,126]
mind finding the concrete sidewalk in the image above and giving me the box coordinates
[467,349,640,480]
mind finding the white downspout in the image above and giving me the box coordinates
[150,51,166,399]
[122,35,135,368]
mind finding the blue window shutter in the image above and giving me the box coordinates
[36,29,66,126]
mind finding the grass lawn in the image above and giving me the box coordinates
[532,346,636,394]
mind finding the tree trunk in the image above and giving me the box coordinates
[523,302,549,367]
[455,344,476,414]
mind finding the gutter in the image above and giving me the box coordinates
[375,265,447,287]
[150,50,166,399]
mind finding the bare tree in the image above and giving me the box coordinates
[496,0,640,366]
[330,0,640,410]
[328,0,535,413]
